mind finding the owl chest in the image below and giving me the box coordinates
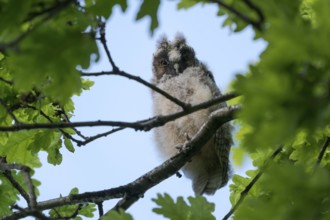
[153,75,213,141]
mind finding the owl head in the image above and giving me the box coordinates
[152,34,214,84]
[169,34,198,74]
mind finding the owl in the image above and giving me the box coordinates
[152,34,232,195]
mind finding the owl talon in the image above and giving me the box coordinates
[176,172,182,178]
[175,144,184,152]
[184,132,191,141]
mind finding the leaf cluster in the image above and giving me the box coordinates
[227,1,330,219]
[152,193,216,220]
[234,0,330,149]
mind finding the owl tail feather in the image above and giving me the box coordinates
[192,175,220,195]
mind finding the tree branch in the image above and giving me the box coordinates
[222,146,283,220]
[81,70,189,110]
[10,205,52,220]
[0,161,37,209]
[1,105,240,220]
[2,171,30,206]
[0,92,239,132]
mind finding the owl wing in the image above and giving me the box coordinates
[207,73,233,188]
[215,121,232,187]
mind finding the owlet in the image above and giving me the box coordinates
[152,35,232,195]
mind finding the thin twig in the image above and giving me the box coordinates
[222,146,283,220]
[0,77,13,85]
[60,107,88,140]
[210,0,264,31]
[78,127,125,146]
[111,195,140,212]
[242,0,265,26]
[96,202,104,217]
[26,105,83,144]
[81,70,189,110]
[0,93,239,132]
[98,22,119,72]
[0,98,20,124]
[53,204,83,220]
[314,136,330,169]
[68,204,84,219]
[11,205,51,220]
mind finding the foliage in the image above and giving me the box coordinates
[101,209,133,220]
[136,0,161,34]
[228,1,330,219]
[49,188,96,219]
[0,0,329,219]
[234,0,330,150]
[233,164,330,220]
[152,193,216,220]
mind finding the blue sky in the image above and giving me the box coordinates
[32,1,266,219]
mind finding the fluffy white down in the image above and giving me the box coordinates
[153,67,213,158]
[168,49,181,63]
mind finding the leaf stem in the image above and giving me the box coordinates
[222,146,283,220]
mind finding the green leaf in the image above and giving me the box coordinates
[289,130,327,171]
[0,0,32,42]
[177,0,199,9]
[86,0,127,18]
[49,188,96,219]
[0,176,20,217]
[49,203,96,219]
[187,196,216,220]
[234,164,330,220]
[81,79,95,90]
[8,25,98,104]
[47,141,63,165]
[232,146,246,166]
[75,78,95,96]
[101,209,133,220]
[0,131,41,168]
[64,137,75,153]
[27,130,64,165]
[70,187,79,195]
[152,193,215,220]
[136,0,160,34]
[229,174,249,205]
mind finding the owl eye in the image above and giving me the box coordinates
[160,59,169,66]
